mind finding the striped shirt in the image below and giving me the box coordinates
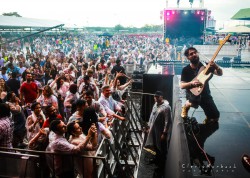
[0,116,13,148]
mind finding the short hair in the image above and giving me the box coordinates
[0,103,11,118]
[87,69,93,74]
[69,84,78,94]
[75,99,86,108]
[6,91,14,102]
[184,47,197,57]
[1,66,7,70]
[84,75,90,81]
[43,85,53,96]
[101,85,110,92]
[31,102,41,111]
[85,90,94,96]
[116,59,121,64]
[49,119,61,132]
[67,121,76,135]
[45,105,53,115]
[11,72,17,78]
[82,107,98,135]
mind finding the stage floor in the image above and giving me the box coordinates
[138,66,250,178]
[179,67,250,178]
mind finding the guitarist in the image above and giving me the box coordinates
[180,47,223,124]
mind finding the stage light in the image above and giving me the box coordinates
[172,10,175,15]
[201,16,204,21]
[201,11,205,15]
[184,11,188,15]
[167,12,170,16]
[197,10,200,15]
[167,17,170,21]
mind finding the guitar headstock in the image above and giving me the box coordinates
[221,34,231,45]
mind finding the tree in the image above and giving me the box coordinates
[2,12,22,17]
[114,24,124,32]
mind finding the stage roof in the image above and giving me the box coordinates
[231,8,250,20]
[0,15,64,30]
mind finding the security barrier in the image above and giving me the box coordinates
[0,92,144,178]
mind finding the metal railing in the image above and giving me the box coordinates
[0,92,143,178]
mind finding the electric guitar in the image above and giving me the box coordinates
[190,34,231,96]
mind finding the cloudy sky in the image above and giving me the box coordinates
[0,0,249,28]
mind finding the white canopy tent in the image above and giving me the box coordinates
[218,26,250,33]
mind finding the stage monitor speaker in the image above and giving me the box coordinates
[142,74,173,122]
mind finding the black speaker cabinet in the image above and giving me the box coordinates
[142,74,173,122]
[131,80,143,91]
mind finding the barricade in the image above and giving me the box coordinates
[0,91,144,178]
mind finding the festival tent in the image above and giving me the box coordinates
[217,26,250,33]
[231,8,250,20]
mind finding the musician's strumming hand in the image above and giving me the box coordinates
[189,80,202,88]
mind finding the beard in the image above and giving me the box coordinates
[190,57,200,65]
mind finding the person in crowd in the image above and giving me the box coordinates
[81,107,111,140]
[79,75,98,100]
[42,105,63,128]
[20,72,38,105]
[6,91,27,148]
[180,47,223,124]
[50,76,70,117]
[95,62,105,82]
[4,56,16,68]
[68,99,88,124]
[28,127,49,151]
[63,63,77,80]
[67,121,98,178]
[26,102,46,142]
[6,72,20,97]
[64,84,79,121]
[43,56,52,85]
[112,72,133,103]
[98,85,125,121]
[50,76,70,99]
[18,61,27,76]
[49,64,58,82]
[37,85,58,111]
[0,103,13,148]
[144,91,172,177]
[111,59,126,85]
[6,63,20,78]
[31,63,44,84]
[46,119,97,178]
[84,90,107,124]
[0,78,10,102]
[0,66,9,81]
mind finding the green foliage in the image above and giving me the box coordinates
[114,24,125,32]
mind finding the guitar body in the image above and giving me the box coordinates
[190,67,212,96]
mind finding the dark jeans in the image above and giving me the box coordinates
[187,93,220,119]
[200,96,220,119]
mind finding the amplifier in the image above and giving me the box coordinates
[132,74,143,79]
[131,80,143,90]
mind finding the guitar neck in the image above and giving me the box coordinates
[203,34,231,74]
[210,44,225,63]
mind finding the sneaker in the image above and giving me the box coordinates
[242,154,250,171]
[143,147,156,156]
[181,105,189,118]
[203,118,218,125]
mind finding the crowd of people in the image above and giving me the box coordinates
[0,33,177,177]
